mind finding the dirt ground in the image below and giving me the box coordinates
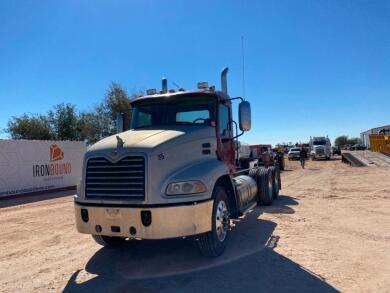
[1,158,390,292]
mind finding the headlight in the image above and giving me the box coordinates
[166,181,207,195]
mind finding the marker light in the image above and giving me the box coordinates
[197,82,209,89]
[166,181,207,195]
[146,89,157,95]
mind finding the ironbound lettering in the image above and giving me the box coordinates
[32,163,72,177]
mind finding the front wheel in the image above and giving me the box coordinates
[92,235,126,247]
[198,186,230,257]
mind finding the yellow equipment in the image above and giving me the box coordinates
[369,135,390,154]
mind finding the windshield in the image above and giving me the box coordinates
[130,96,216,129]
[313,140,326,145]
[291,148,301,152]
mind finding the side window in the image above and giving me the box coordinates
[219,104,230,136]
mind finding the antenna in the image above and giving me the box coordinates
[241,36,246,99]
[172,81,181,89]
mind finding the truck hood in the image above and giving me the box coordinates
[87,126,214,154]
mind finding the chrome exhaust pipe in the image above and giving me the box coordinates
[221,67,229,94]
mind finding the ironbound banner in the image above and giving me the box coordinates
[0,140,86,197]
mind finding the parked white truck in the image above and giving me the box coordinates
[74,68,281,256]
[309,136,332,160]
[235,141,252,168]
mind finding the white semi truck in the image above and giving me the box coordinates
[310,136,332,160]
[74,68,281,256]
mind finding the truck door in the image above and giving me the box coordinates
[217,102,235,172]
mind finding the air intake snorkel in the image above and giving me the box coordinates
[162,78,168,93]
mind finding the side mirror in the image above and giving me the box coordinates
[238,101,251,131]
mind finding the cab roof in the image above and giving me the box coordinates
[130,89,230,105]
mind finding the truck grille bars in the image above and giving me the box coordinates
[85,156,145,200]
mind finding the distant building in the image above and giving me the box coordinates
[360,125,390,148]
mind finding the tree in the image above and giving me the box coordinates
[48,103,79,140]
[75,82,133,143]
[335,135,362,147]
[76,111,111,144]
[5,82,133,142]
[97,82,132,135]
[335,135,349,147]
[347,137,362,145]
[102,82,131,120]
[7,114,54,140]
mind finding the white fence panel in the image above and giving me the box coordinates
[0,140,86,197]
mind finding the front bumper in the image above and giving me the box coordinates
[74,200,213,239]
[289,154,300,159]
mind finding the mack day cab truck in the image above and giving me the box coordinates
[74,68,282,257]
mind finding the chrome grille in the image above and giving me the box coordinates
[85,156,145,200]
[316,148,325,155]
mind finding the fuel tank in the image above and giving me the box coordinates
[233,175,258,212]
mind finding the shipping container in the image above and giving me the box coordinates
[369,135,390,154]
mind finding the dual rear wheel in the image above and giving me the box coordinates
[254,166,280,205]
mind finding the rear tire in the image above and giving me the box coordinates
[248,168,257,179]
[198,186,230,257]
[279,156,285,171]
[92,235,126,246]
[257,168,273,206]
[271,165,281,199]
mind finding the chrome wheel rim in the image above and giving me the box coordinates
[268,176,273,200]
[215,200,229,242]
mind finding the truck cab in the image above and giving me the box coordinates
[310,136,332,160]
[74,68,281,256]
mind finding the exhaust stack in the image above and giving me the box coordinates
[221,67,229,94]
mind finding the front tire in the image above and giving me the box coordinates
[198,186,230,257]
[92,235,126,247]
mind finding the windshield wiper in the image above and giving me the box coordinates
[160,121,200,126]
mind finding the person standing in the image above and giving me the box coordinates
[300,147,307,169]
[261,147,270,168]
